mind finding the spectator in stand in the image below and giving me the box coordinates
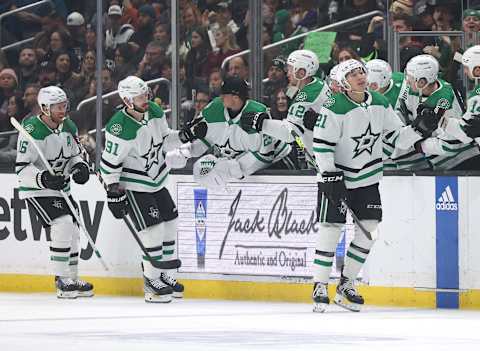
[85,24,97,52]
[208,1,240,34]
[227,56,249,81]
[424,2,460,83]
[391,13,425,70]
[389,0,413,16]
[113,43,138,82]
[22,83,41,119]
[263,56,287,106]
[153,22,172,56]
[66,12,87,64]
[334,46,361,64]
[14,47,39,91]
[0,68,18,130]
[206,26,240,76]
[52,51,84,108]
[71,68,119,135]
[77,50,97,101]
[37,63,57,87]
[181,2,203,50]
[40,29,79,72]
[185,26,212,90]
[193,90,210,118]
[464,9,480,48]
[32,11,66,56]
[122,0,146,30]
[270,87,288,120]
[337,0,382,46]
[135,40,166,81]
[105,5,135,54]
[129,4,156,50]
[6,93,25,124]
[209,68,223,98]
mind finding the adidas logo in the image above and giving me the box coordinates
[436,186,458,211]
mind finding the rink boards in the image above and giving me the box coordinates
[0,173,479,309]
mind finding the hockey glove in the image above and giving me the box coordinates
[71,162,90,184]
[239,111,269,132]
[107,183,129,219]
[463,115,480,139]
[317,171,347,205]
[37,171,68,190]
[303,109,319,131]
[178,117,208,143]
[411,105,441,138]
[165,145,190,169]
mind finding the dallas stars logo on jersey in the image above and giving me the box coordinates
[351,123,380,158]
[141,138,162,172]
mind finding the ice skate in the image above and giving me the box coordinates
[73,278,94,297]
[160,272,184,298]
[312,282,329,313]
[144,276,173,303]
[333,276,364,312]
[55,276,78,299]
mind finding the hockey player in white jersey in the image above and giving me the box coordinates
[100,76,183,303]
[164,76,291,188]
[366,59,430,170]
[15,86,93,299]
[238,49,331,155]
[401,54,479,170]
[311,59,423,312]
[441,45,480,152]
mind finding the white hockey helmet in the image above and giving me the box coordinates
[366,59,392,91]
[37,86,68,116]
[287,49,319,79]
[337,59,367,90]
[462,45,480,78]
[118,76,149,105]
[405,54,439,86]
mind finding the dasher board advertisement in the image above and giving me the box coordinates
[177,182,355,277]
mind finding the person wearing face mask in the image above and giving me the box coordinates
[15,86,93,299]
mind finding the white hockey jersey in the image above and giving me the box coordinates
[100,101,172,192]
[313,91,422,189]
[15,115,84,199]
[187,97,291,177]
[262,76,331,155]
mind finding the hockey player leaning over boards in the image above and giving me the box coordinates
[366,59,431,171]
[164,76,291,188]
[441,45,480,167]
[100,76,184,303]
[238,49,331,155]
[311,59,424,313]
[400,54,480,170]
[15,86,93,299]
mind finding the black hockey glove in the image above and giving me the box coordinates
[71,162,90,184]
[107,183,129,219]
[411,105,441,138]
[178,117,208,143]
[37,171,68,190]
[463,115,480,139]
[240,111,269,132]
[317,171,347,205]
[303,109,319,131]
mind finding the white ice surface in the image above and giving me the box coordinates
[1,293,480,351]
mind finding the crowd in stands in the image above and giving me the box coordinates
[1,0,479,171]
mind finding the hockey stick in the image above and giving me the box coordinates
[291,129,373,240]
[71,136,181,270]
[11,117,109,270]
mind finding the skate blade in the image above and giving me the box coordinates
[77,291,94,298]
[145,293,172,303]
[333,294,361,312]
[313,302,328,313]
[172,291,183,298]
[57,290,78,299]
